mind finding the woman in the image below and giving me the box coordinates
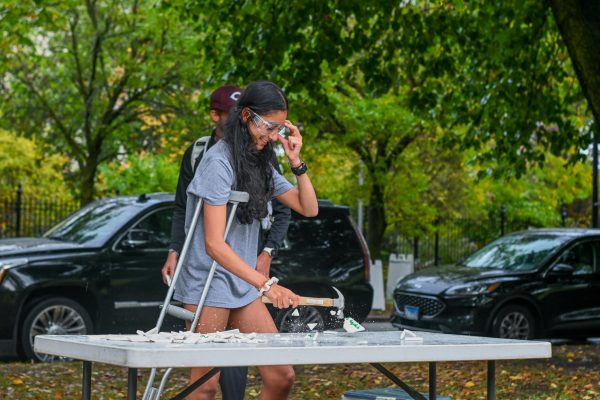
[172,80,318,399]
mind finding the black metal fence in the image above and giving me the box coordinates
[0,184,588,267]
[0,185,79,239]
[388,205,579,269]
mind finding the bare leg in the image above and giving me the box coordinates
[229,299,295,400]
[184,304,230,400]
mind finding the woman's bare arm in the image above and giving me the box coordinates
[274,120,318,217]
[203,202,299,308]
[276,175,318,217]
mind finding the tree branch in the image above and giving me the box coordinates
[68,13,88,100]
[13,72,85,161]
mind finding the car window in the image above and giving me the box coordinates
[118,208,172,250]
[44,201,145,247]
[461,234,570,271]
[285,210,359,250]
[557,241,596,276]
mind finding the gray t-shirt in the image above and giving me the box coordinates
[173,140,293,308]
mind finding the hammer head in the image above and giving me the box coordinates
[331,286,345,319]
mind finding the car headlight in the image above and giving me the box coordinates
[0,258,28,283]
[445,282,500,297]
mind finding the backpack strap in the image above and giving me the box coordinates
[190,136,211,171]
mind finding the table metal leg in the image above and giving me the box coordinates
[128,368,138,400]
[82,361,91,400]
[428,362,436,400]
[487,360,496,400]
[370,363,427,400]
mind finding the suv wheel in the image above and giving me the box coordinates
[275,306,326,333]
[492,304,535,340]
[21,297,93,361]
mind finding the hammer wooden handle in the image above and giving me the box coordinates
[261,296,334,307]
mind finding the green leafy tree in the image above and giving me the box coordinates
[96,152,179,196]
[170,1,592,257]
[0,0,202,204]
[0,129,73,200]
[473,152,593,229]
[0,129,75,237]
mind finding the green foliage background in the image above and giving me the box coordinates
[0,0,597,258]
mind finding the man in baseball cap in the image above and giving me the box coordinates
[210,84,242,112]
[161,84,291,399]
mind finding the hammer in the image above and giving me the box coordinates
[262,286,345,319]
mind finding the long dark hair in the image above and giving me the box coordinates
[224,81,288,224]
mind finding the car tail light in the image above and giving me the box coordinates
[349,218,371,281]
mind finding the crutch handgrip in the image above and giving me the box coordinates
[162,305,194,321]
[229,190,250,203]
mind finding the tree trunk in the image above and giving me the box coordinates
[549,1,600,125]
[79,161,98,205]
[366,182,386,261]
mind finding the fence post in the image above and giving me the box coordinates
[500,205,506,237]
[434,232,439,266]
[561,205,567,227]
[15,183,23,237]
[413,237,419,265]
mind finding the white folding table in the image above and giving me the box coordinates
[34,331,551,400]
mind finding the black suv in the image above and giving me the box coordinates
[0,194,372,360]
[391,229,600,340]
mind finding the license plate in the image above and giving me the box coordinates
[404,305,420,320]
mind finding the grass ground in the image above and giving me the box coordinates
[0,342,598,399]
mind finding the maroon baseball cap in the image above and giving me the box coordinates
[210,85,242,111]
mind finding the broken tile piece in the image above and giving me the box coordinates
[291,309,300,317]
[307,323,317,331]
[330,310,337,316]
[401,329,423,342]
[343,317,365,333]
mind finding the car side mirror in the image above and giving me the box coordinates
[549,263,575,276]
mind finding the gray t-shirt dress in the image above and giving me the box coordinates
[173,140,293,308]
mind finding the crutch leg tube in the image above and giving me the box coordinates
[143,191,249,400]
[189,191,247,332]
[154,196,204,333]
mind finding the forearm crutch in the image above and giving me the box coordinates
[143,190,249,400]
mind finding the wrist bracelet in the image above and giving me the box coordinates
[259,277,279,295]
[289,160,308,176]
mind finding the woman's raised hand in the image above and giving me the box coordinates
[276,120,303,166]
[264,283,300,309]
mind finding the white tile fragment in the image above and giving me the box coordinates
[291,309,300,317]
[307,323,318,331]
[401,329,423,343]
[343,317,365,333]
[120,329,265,344]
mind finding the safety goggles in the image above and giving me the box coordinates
[249,110,287,137]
